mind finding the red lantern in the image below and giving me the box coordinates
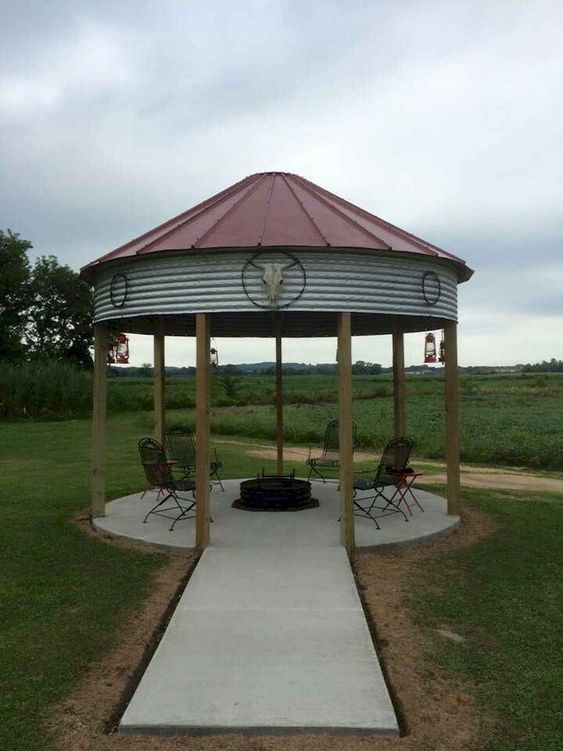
[115,334,129,364]
[424,333,437,363]
[107,333,129,364]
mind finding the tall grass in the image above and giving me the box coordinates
[0,360,92,419]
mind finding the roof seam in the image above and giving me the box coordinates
[94,174,255,265]
[290,175,393,249]
[191,172,270,248]
[298,175,442,258]
[280,174,330,246]
[257,173,276,245]
[136,176,260,255]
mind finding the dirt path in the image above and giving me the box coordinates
[215,438,563,494]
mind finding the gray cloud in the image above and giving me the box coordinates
[1,0,562,364]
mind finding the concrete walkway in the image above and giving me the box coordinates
[118,479,415,735]
[120,545,398,735]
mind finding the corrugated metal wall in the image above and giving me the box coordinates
[93,249,458,334]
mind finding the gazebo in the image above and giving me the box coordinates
[81,171,473,556]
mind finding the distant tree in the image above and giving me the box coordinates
[352,360,382,375]
[219,368,242,401]
[523,358,563,373]
[0,230,32,360]
[26,255,93,367]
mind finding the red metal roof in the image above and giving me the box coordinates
[82,172,472,280]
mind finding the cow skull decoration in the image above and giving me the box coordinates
[257,262,289,304]
[242,250,306,309]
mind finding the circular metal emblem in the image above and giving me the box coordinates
[110,273,128,308]
[422,271,441,306]
[242,250,306,309]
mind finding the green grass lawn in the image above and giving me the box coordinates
[411,486,563,751]
[0,414,561,750]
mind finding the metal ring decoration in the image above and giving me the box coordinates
[421,271,441,306]
[110,272,129,308]
[242,250,306,309]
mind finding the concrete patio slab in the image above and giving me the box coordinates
[94,479,459,551]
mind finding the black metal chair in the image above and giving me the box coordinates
[306,419,358,482]
[165,430,225,491]
[138,438,197,531]
[352,436,415,529]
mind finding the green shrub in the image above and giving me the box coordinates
[0,360,92,419]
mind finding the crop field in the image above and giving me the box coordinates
[125,372,563,472]
[2,364,563,470]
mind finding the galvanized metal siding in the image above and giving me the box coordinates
[93,250,457,324]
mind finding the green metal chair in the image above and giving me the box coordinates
[138,437,196,531]
[306,419,358,482]
[352,436,415,529]
[165,430,225,490]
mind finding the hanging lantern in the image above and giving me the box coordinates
[438,334,445,364]
[115,334,129,364]
[107,333,129,364]
[424,332,437,363]
[210,347,219,367]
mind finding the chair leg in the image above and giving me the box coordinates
[353,499,382,530]
[366,488,409,523]
[141,486,162,501]
[213,469,225,491]
[169,492,196,531]
[143,491,173,524]
[309,464,326,483]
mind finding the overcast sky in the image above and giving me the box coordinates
[2,0,562,367]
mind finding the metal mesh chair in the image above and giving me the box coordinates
[138,438,196,530]
[306,419,358,482]
[165,431,225,490]
[352,436,415,529]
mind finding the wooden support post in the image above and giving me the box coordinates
[338,312,355,556]
[195,313,211,549]
[91,323,108,518]
[444,321,461,515]
[154,319,166,446]
[392,327,406,438]
[275,321,284,475]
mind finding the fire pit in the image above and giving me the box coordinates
[233,472,317,512]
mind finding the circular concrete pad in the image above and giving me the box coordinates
[93,479,459,550]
